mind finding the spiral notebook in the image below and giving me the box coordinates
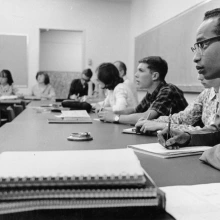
[0,149,148,188]
[0,149,164,214]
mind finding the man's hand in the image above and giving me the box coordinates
[98,111,115,123]
[157,127,191,149]
[70,94,79,100]
[135,120,166,133]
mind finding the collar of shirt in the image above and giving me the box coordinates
[209,87,217,102]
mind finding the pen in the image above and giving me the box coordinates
[99,101,105,113]
[136,111,152,133]
[167,108,172,140]
[146,111,152,120]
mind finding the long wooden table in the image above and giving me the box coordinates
[1,101,220,219]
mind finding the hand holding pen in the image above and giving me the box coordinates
[157,108,191,149]
[135,111,152,134]
[158,107,179,149]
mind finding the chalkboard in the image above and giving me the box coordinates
[0,34,28,86]
[135,0,219,92]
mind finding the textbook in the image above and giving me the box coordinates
[128,143,212,159]
[48,110,92,124]
[0,149,165,214]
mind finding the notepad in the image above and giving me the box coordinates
[128,143,212,159]
[48,110,92,124]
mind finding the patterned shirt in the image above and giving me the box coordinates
[0,84,18,96]
[135,81,188,116]
[188,87,220,146]
[155,87,219,131]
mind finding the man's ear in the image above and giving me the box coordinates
[152,72,160,81]
[119,70,125,78]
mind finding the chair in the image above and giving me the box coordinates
[14,105,24,117]
[0,110,7,127]
[6,106,15,122]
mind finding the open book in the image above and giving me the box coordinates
[48,110,92,124]
[128,143,212,159]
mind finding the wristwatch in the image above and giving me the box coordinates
[114,115,120,124]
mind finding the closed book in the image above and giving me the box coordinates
[0,149,148,188]
[0,149,164,214]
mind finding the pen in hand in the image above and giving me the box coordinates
[99,101,105,113]
[167,113,172,141]
[136,111,152,133]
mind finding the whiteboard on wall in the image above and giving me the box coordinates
[0,34,28,87]
[39,30,83,72]
[135,0,219,93]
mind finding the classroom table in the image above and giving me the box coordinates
[0,101,220,220]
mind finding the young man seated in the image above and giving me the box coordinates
[98,56,188,125]
[68,68,94,100]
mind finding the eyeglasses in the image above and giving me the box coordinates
[191,36,220,54]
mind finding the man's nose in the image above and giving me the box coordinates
[193,51,202,63]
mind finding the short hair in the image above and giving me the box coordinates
[0,69,14,85]
[204,8,220,35]
[96,63,123,90]
[114,61,127,76]
[82,69,93,78]
[36,71,50,85]
[139,56,168,81]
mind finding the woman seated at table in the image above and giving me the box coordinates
[0,69,18,96]
[135,74,220,133]
[32,71,56,100]
[95,63,138,113]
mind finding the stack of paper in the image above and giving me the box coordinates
[128,143,211,159]
[161,183,220,220]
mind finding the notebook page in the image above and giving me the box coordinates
[128,143,211,156]
[55,110,90,118]
[161,183,220,220]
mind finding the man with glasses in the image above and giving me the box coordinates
[158,8,220,149]
[68,68,94,100]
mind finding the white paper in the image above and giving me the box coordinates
[128,143,211,158]
[161,183,220,220]
[55,110,90,118]
[0,95,18,100]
